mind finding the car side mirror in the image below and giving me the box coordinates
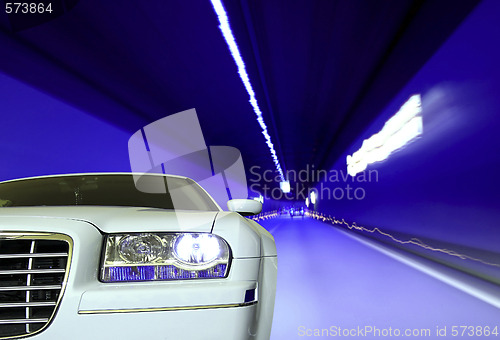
[227,199,262,216]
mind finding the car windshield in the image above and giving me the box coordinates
[0,174,219,211]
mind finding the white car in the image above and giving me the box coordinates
[0,173,277,340]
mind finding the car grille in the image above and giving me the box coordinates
[0,233,72,339]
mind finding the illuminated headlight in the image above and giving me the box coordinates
[101,233,230,282]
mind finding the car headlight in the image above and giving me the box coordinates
[100,233,230,282]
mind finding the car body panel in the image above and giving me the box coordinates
[0,207,218,233]
[0,174,277,340]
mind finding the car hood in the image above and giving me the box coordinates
[0,206,218,233]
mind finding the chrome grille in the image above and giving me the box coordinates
[0,233,72,338]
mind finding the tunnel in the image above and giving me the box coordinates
[0,0,499,339]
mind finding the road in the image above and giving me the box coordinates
[259,216,500,339]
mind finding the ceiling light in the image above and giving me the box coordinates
[210,0,285,181]
[280,181,290,193]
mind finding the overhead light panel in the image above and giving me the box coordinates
[310,191,316,205]
[253,194,264,204]
[280,181,290,193]
[347,94,423,176]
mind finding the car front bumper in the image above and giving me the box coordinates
[0,216,269,340]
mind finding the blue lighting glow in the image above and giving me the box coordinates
[210,0,285,181]
[244,288,256,303]
[106,266,156,281]
[104,264,228,282]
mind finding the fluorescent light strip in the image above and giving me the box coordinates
[210,0,285,181]
[347,94,423,176]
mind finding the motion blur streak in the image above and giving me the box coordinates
[347,94,423,176]
[307,211,500,268]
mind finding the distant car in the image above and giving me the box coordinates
[0,173,277,340]
[289,206,305,217]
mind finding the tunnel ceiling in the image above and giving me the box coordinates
[0,0,480,190]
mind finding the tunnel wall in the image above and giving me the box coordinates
[0,72,132,181]
[317,0,500,267]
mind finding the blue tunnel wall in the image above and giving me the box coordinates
[0,72,132,181]
[316,0,500,279]
[0,0,497,270]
